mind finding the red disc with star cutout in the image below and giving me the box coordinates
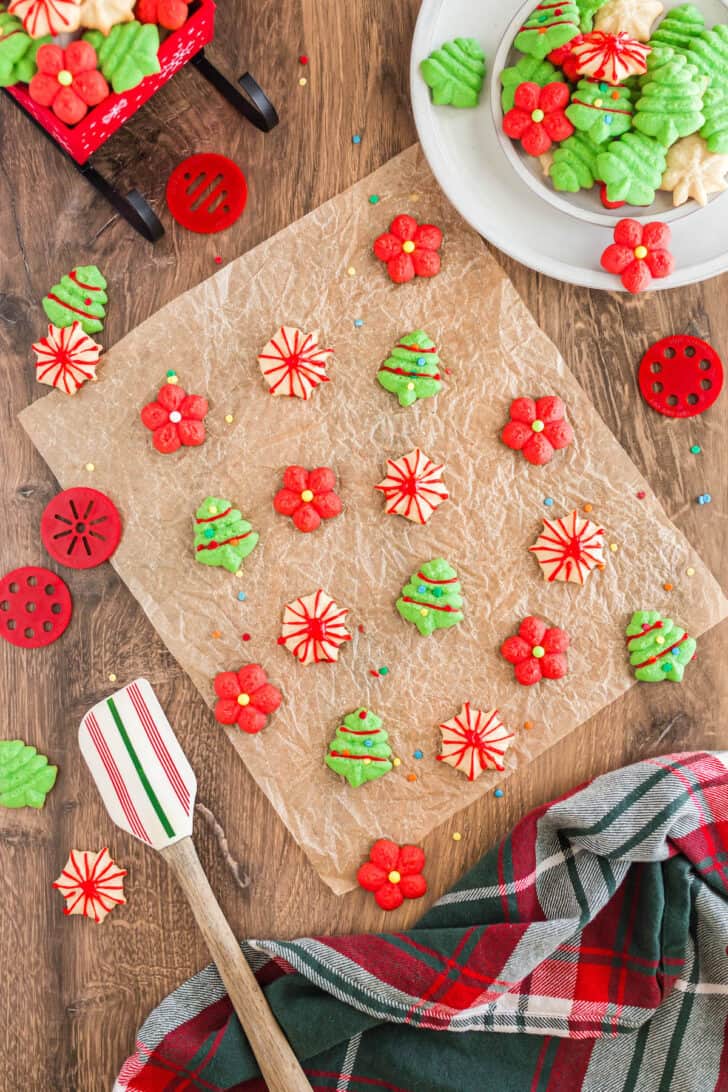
[638,336,723,418]
[0,566,72,648]
[41,488,122,569]
[166,154,247,234]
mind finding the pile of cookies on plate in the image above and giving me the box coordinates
[499,1,728,209]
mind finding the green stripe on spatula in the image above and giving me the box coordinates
[107,697,175,838]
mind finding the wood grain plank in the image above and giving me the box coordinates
[0,0,725,1087]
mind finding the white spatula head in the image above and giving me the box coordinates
[79,678,196,849]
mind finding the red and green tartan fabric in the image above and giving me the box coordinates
[116,751,728,1092]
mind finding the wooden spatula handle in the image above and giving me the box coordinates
[161,837,311,1092]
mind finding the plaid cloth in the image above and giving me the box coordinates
[116,751,728,1092]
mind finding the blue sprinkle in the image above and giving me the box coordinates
[417,584,426,594]
[364,738,374,748]
[237,591,247,602]
[354,319,364,328]
[494,788,504,798]
[671,648,680,656]
[604,115,613,125]
[413,749,423,759]
[352,134,362,144]
[416,356,426,366]
[204,527,215,539]
[544,497,554,507]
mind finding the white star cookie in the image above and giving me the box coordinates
[79,0,134,33]
[661,135,728,207]
[595,0,664,41]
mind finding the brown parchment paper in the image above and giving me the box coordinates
[19,145,728,894]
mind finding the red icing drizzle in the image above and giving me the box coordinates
[632,634,689,669]
[328,751,389,762]
[196,531,253,552]
[416,571,458,584]
[195,507,232,524]
[401,597,457,613]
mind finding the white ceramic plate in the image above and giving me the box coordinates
[410,0,728,289]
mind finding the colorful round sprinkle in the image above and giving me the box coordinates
[352,134,361,144]
[347,266,356,276]
[583,503,593,513]
[494,788,504,798]
[368,194,380,204]
[686,567,695,576]
[413,749,423,759]
[299,76,307,86]
[406,773,417,782]
[85,462,95,472]
[690,444,701,454]
[663,582,673,592]
[225,414,234,423]
[452,832,462,842]
[108,673,117,683]
[637,491,646,499]
[242,632,251,641]
[354,319,364,327]
[393,757,401,767]
[544,497,554,507]
[237,591,246,601]
[378,666,389,676]
[697,493,712,505]
[524,720,534,730]
[299,54,308,64]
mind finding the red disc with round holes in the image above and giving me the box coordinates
[41,487,122,570]
[638,336,724,418]
[0,566,72,649]
[166,154,247,234]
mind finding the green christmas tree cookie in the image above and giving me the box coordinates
[514,0,581,60]
[575,0,610,33]
[194,496,258,574]
[42,265,107,335]
[377,330,442,408]
[0,741,57,809]
[633,48,706,147]
[550,131,601,191]
[700,86,728,154]
[500,54,564,112]
[650,4,705,57]
[396,558,464,637]
[325,708,393,788]
[420,37,486,108]
[596,131,667,205]
[566,80,633,144]
[85,22,160,94]
[625,610,696,683]
[0,22,48,88]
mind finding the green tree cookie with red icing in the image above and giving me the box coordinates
[626,610,696,682]
[194,496,258,574]
[377,329,443,407]
[42,264,107,334]
[566,78,634,143]
[515,0,581,60]
[396,558,464,637]
[325,708,393,788]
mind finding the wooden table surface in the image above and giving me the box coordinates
[1,2,726,1088]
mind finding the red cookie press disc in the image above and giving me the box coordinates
[166,154,247,234]
[638,336,724,418]
[41,487,122,570]
[0,566,72,649]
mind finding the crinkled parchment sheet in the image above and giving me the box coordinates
[20,145,728,894]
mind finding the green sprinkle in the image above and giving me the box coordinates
[368,194,380,204]
[690,444,701,454]
[378,666,389,676]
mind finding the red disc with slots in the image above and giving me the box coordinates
[166,154,247,234]
[41,487,122,570]
[0,566,72,649]
[638,336,723,418]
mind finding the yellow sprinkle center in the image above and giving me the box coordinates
[108,673,117,683]
[237,693,250,706]
[301,489,314,502]
[419,608,429,616]
[531,108,545,123]
[388,870,401,884]
[452,832,462,842]
[392,757,401,767]
[610,543,618,552]
[407,382,415,390]
[655,637,665,646]
[225,414,234,424]
[532,645,545,659]
[167,375,179,385]
[531,419,545,433]
[594,97,603,107]
[402,240,416,253]
[209,505,218,515]
[634,245,648,260]
[85,462,95,472]
[686,567,695,576]
[57,69,73,86]
[299,76,307,85]
[347,266,356,276]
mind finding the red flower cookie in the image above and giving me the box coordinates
[503,82,573,157]
[501,396,573,465]
[140,381,208,454]
[600,219,674,294]
[29,42,108,126]
[214,664,282,734]
[373,214,442,284]
[273,466,342,533]
[357,839,427,911]
[136,0,189,30]
[548,36,585,82]
[501,616,570,686]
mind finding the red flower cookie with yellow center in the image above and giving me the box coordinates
[373,214,443,283]
[273,466,342,533]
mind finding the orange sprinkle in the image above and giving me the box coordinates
[583,503,593,513]
[524,720,534,730]
[597,562,606,570]
[406,773,417,782]
[663,582,673,591]
[211,630,222,639]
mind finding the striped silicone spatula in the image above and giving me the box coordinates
[79,677,310,1092]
